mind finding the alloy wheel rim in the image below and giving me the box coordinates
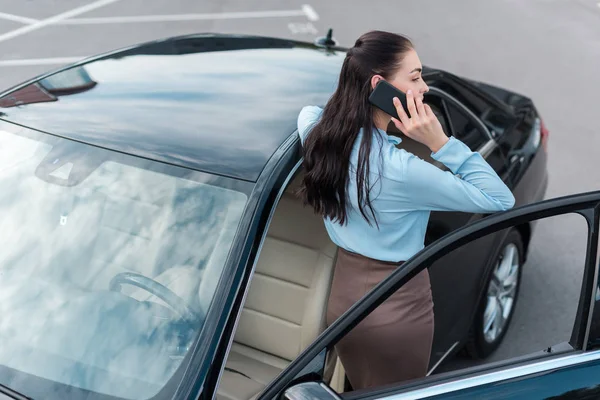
[483,243,520,343]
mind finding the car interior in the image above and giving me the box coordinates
[216,171,347,400]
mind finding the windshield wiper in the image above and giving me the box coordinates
[0,383,29,400]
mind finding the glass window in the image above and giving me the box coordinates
[435,80,517,136]
[0,124,249,399]
[446,102,489,150]
[436,80,492,115]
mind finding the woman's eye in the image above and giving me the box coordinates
[412,77,421,82]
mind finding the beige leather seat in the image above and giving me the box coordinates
[216,176,338,400]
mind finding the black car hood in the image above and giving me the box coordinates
[0,34,345,181]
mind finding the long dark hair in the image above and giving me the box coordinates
[297,30,414,226]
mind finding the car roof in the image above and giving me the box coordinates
[0,34,352,181]
[0,34,442,182]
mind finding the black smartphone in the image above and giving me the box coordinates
[368,80,408,120]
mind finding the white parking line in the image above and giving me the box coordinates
[0,3,321,68]
[0,57,83,67]
[301,4,320,21]
[0,0,122,44]
[58,9,309,25]
[0,12,39,25]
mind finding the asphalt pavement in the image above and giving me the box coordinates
[1,0,599,372]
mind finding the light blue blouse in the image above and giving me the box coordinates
[297,105,515,262]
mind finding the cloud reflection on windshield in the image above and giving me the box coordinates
[0,129,247,399]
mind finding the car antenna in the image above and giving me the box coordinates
[314,28,337,48]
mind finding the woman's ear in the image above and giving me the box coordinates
[370,75,383,90]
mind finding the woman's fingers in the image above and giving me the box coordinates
[406,90,418,119]
[424,103,435,118]
[415,95,427,118]
[393,97,410,126]
[390,116,407,135]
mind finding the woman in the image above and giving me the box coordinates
[296,30,515,390]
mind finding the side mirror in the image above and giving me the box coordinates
[283,381,341,400]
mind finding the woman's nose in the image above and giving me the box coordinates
[422,83,430,94]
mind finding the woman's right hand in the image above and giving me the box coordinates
[390,90,449,153]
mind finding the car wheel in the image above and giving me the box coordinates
[466,229,524,359]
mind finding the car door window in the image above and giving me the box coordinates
[435,80,492,115]
[445,101,489,151]
[435,79,518,136]
[258,191,600,400]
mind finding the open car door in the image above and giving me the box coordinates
[258,190,600,400]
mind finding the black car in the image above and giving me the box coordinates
[0,34,552,400]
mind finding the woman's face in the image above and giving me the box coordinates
[371,48,429,101]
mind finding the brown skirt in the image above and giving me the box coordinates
[326,247,434,390]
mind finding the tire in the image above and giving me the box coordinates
[465,229,524,359]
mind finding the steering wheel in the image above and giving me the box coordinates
[109,272,200,322]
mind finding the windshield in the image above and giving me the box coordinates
[0,123,249,399]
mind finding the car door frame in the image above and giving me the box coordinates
[258,190,600,400]
[425,86,497,160]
